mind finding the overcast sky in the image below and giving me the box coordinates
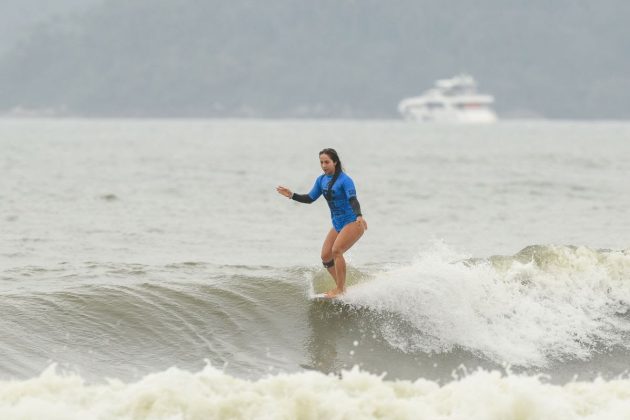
[1,1,628,119]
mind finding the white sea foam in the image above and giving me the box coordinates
[2,365,630,419]
[343,242,630,367]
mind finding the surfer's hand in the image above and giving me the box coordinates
[276,186,293,198]
[357,216,367,230]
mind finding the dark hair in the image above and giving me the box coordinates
[319,148,343,200]
[319,148,343,174]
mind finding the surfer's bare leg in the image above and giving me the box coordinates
[328,222,364,297]
[321,228,339,290]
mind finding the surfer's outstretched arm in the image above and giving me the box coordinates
[276,186,313,203]
[277,178,322,203]
[290,193,315,203]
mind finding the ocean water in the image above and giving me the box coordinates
[1,118,630,418]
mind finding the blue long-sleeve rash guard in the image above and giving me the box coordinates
[291,172,362,231]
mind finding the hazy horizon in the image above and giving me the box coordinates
[1,0,629,120]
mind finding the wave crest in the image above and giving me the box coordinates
[342,243,630,367]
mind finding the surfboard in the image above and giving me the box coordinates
[310,292,335,301]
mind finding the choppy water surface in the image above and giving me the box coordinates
[2,119,630,418]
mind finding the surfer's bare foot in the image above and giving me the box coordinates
[324,288,345,298]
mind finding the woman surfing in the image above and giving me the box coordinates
[277,148,367,298]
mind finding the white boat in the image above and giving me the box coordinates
[398,74,498,123]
